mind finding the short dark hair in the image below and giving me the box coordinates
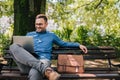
[36,14,48,22]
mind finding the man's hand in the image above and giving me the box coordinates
[79,45,88,53]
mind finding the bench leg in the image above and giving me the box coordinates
[108,58,112,69]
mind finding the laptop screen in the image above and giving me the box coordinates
[13,36,34,53]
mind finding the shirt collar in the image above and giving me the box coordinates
[36,30,47,34]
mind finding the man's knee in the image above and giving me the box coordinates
[10,43,21,53]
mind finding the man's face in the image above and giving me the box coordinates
[35,18,48,32]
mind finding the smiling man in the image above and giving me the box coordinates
[10,14,87,80]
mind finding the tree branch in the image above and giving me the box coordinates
[94,0,103,9]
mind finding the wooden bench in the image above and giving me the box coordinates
[1,46,120,80]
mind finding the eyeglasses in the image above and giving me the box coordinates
[35,23,43,26]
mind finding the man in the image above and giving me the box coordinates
[10,14,88,80]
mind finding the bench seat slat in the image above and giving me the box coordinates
[0,70,120,79]
[0,72,27,79]
[85,67,118,71]
[61,73,120,79]
[84,55,116,59]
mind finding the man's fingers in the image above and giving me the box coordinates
[81,47,88,53]
[82,48,87,53]
[79,45,88,54]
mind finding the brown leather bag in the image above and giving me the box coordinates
[57,54,84,73]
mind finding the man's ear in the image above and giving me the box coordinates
[46,22,48,26]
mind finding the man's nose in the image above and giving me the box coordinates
[37,25,41,27]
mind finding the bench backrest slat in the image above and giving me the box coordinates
[52,46,117,60]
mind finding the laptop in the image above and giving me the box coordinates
[13,36,35,53]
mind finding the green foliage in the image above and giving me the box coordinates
[53,26,73,41]
[72,26,89,45]
[0,0,13,17]
[0,34,11,54]
[47,0,120,56]
[0,0,13,55]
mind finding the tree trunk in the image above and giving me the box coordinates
[14,0,46,35]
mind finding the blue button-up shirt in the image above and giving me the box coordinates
[26,31,80,60]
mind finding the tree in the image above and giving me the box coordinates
[47,0,120,56]
[14,0,46,35]
[46,0,120,51]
